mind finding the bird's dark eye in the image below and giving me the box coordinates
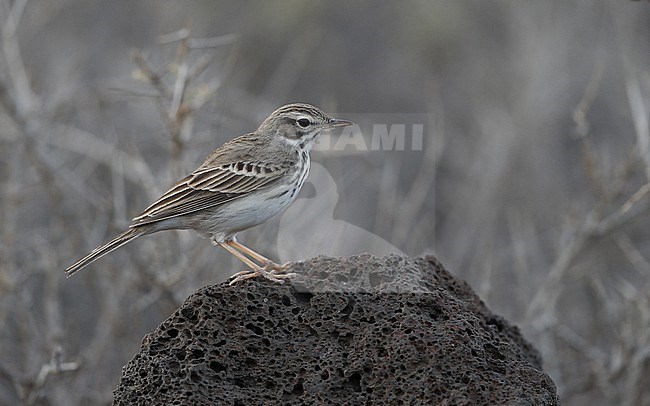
[297,118,311,128]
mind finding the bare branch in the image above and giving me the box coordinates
[187,33,238,49]
[625,75,650,180]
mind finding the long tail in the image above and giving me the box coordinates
[65,228,145,278]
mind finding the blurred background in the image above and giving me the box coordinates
[1,1,649,404]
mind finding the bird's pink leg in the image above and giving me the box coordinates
[227,240,293,272]
[215,239,294,285]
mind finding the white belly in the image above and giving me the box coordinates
[187,163,309,242]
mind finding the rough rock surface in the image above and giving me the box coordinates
[113,254,560,405]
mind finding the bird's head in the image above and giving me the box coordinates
[259,103,354,150]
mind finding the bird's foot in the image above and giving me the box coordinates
[228,262,295,286]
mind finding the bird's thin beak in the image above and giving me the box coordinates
[328,118,355,128]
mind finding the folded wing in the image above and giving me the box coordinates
[130,161,286,226]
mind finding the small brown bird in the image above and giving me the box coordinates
[65,103,353,284]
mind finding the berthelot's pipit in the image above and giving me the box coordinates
[65,103,353,284]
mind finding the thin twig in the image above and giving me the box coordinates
[26,347,79,405]
[573,60,607,200]
[625,75,650,180]
[187,33,238,49]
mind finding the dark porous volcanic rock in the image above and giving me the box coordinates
[113,254,559,405]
